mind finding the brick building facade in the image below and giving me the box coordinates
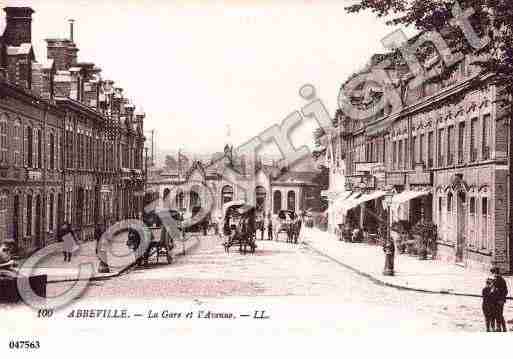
[325,41,512,272]
[0,7,146,255]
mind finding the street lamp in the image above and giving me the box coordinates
[383,190,395,276]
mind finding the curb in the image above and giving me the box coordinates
[46,236,201,284]
[304,239,513,300]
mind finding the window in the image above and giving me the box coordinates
[393,141,397,169]
[0,115,7,164]
[470,118,477,161]
[458,122,465,164]
[447,192,453,212]
[221,185,233,205]
[438,128,444,166]
[438,196,443,241]
[482,114,490,160]
[13,121,21,167]
[287,191,296,211]
[48,193,54,232]
[66,130,73,168]
[49,133,55,170]
[403,138,409,169]
[470,197,476,247]
[447,125,454,165]
[412,136,417,168]
[26,194,32,236]
[37,129,42,169]
[419,133,425,166]
[273,191,282,214]
[428,132,434,168]
[26,126,33,167]
[481,197,489,249]
[398,140,403,169]
[0,192,7,242]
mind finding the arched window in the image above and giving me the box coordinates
[0,114,8,164]
[49,133,55,170]
[481,197,489,250]
[163,188,171,208]
[221,185,233,204]
[190,191,200,208]
[176,190,184,209]
[13,120,21,167]
[26,193,33,236]
[273,191,282,214]
[287,191,296,211]
[26,125,33,168]
[36,128,42,169]
[0,191,8,242]
[447,192,453,212]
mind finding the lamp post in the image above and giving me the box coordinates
[383,190,395,276]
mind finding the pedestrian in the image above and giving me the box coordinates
[59,222,78,262]
[482,278,496,332]
[267,213,273,241]
[491,266,508,332]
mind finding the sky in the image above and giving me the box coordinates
[2,0,400,158]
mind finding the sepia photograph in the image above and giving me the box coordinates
[0,0,512,355]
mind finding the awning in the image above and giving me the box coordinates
[332,191,354,211]
[391,190,430,205]
[341,190,387,214]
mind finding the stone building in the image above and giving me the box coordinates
[149,146,320,219]
[325,39,512,272]
[0,7,146,255]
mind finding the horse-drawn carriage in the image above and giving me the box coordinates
[275,210,302,243]
[127,208,183,265]
[222,201,257,254]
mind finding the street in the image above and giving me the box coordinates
[26,233,494,334]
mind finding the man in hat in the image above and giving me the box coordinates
[491,266,508,332]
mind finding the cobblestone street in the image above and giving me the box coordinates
[39,234,507,333]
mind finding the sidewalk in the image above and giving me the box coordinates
[15,231,201,283]
[303,228,513,298]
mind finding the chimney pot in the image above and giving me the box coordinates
[69,19,75,42]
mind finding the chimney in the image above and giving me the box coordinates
[46,38,79,71]
[3,7,34,47]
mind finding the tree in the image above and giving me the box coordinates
[345,0,513,100]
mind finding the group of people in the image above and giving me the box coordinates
[482,266,509,332]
